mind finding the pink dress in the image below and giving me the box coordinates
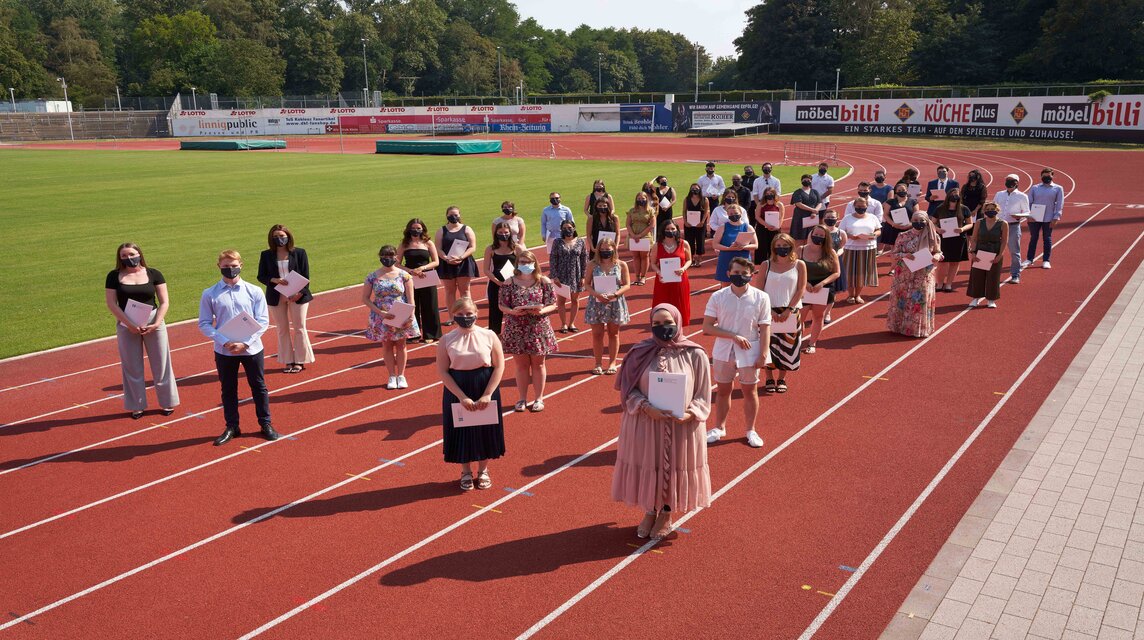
[886,229,936,338]
[498,278,558,355]
[611,347,712,513]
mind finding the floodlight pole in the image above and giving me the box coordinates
[597,52,603,94]
[496,46,502,98]
[361,38,369,107]
[8,88,14,112]
[191,87,197,110]
[58,77,74,140]
[694,45,699,101]
[115,86,122,111]
[835,68,841,98]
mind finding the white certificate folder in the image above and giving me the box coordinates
[648,371,689,418]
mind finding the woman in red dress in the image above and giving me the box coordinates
[650,220,693,326]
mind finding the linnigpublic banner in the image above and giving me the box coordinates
[671,101,779,132]
[619,104,672,132]
[779,96,1144,142]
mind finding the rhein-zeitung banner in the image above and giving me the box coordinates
[779,95,1144,142]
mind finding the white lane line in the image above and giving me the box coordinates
[515,202,1115,639]
[799,222,1144,639]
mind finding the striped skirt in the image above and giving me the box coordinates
[843,247,879,288]
[767,307,801,371]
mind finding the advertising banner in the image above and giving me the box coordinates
[171,106,552,136]
[778,96,1144,142]
[619,104,672,132]
[672,101,779,132]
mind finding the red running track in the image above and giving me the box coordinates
[1,138,1142,639]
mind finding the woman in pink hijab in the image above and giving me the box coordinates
[612,303,712,540]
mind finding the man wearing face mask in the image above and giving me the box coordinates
[731,174,752,219]
[993,174,1031,284]
[925,165,960,212]
[741,165,758,192]
[869,170,892,203]
[703,258,771,448]
[199,250,275,446]
[751,162,783,206]
[1026,168,1064,270]
[698,161,726,216]
[540,192,574,249]
[844,181,887,223]
[811,162,834,207]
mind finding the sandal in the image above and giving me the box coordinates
[764,380,777,394]
[636,512,657,539]
[529,399,545,412]
[802,344,815,354]
[160,408,175,416]
[476,469,492,490]
[846,297,856,304]
[776,380,788,393]
[855,297,865,304]
[651,510,674,540]
[514,401,528,412]
[130,411,144,420]
[460,471,474,491]
[604,365,619,375]
[591,367,604,376]
[568,325,579,333]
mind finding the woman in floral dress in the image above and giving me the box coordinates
[886,212,944,338]
[549,219,587,333]
[362,244,421,389]
[498,250,558,412]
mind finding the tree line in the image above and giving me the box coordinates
[1,0,1142,109]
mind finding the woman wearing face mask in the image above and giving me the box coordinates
[363,245,421,389]
[822,210,848,325]
[435,206,479,321]
[653,175,676,231]
[437,297,506,492]
[713,193,757,283]
[961,169,989,221]
[870,171,892,203]
[612,303,712,540]
[758,234,807,393]
[966,202,1008,309]
[257,224,315,373]
[491,200,526,247]
[106,242,180,419]
[930,188,972,293]
[754,186,784,265]
[549,220,587,333]
[483,221,520,334]
[789,174,822,244]
[584,238,632,375]
[839,197,881,303]
[682,183,710,265]
[798,225,840,353]
[498,251,558,412]
[650,220,693,326]
[398,218,442,343]
[586,196,620,260]
[585,179,614,215]
[626,192,656,286]
[880,182,917,256]
[886,212,944,337]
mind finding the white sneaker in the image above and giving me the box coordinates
[397,375,409,389]
[1042,261,1051,269]
[968,298,981,309]
[1020,260,1032,269]
[746,430,765,448]
[987,301,997,309]
[706,427,726,444]
[386,376,398,390]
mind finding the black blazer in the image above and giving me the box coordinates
[925,178,960,210]
[257,247,313,306]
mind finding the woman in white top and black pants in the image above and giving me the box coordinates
[757,233,807,393]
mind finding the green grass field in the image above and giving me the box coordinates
[0,149,835,358]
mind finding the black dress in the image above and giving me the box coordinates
[442,329,506,464]
[655,186,675,230]
[789,188,821,241]
[439,225,479,279]
[961,182,989,220]
[881,197,916,247]
[402,247,441,341]
[486,251,516,333]
[933,204,970,263]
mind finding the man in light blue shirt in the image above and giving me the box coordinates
[1026,167,1065,270]
[540,191,574,244]
[199,249,275,445]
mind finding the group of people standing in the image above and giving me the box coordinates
[102,158,1062,541]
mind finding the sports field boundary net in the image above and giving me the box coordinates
[510,138,583,159]
[783,141,839,165]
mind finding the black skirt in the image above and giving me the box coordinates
[442,367,505,464]
[940,235,969,262]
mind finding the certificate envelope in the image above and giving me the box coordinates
[764,210,780,228]
[972,251,996,270]
[904,248,934,272]
[1030,204,1047,222]
[770,314,798,334]
[890,208,910,226]
[382,300,415,328]
[273,270,310,297]
[218,310,262,343]
[658,257,682,283]
[412,269,441,289]
[446,239,469,259]
[732,340,760,368]
[802,286,830,306]
[497,260,516,281]
[596,231,617,245]
[451,401,501,427]
[593,274,618,294]
[628,238,651,252]
[930,188,946,201]
[553,283,572,299]
[659,196,671,210]
[648,371,689,418]
[124,299,154,327]
[685,210,701,226]
[939,217,960,238]
[805,213,820,227]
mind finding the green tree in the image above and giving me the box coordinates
[278,2,344,94]
[201,37,284,95]
[1021,0,1144,82]
[48,17,117,105]
[378,0,446,94]
[129,10,218,94]
[703,56,739,91]
[910,2,999,85]
[0,1,54,97]
[834,0,917,86]
[735,0,840,90]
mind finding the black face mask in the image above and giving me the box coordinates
[724,199,735,206]
[947,197,959,203]
[775,246,792,257]
[502,208,514,216]
[380,257,397,267]
[598,250,614,260]
[663,229,677,238]
[912,220,927,230]
[220,266,241,279]
[550,198,560,205]
[728,214,742,222]
[874,176,885,183]
[447,214,460,224]
[658,181,667,187]
[802,180,812,188]
[496,234,511,242]
[274,236,289,247]
[690,188,700,195]
[732,180,741,186]
[1005,180,1017,189]
[896,191,907,198]
[651,324,678,342]
[818,168,828,175]
[765,195,775,202]
[854,208,867,214]
[858,191,870,197]
[454,315,477,328]
[637,200,648,206]
[122,256,142,268]
[810,236,825,246]
[762,167,772,174]
[728,273,752,287]
[1042,176,1052,184]
[561,228,575,238]
[984,210,998,218]
[824,219,837,227]
[596,208,609,214]
[706,169,714,175]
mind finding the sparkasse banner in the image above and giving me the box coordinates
[779,95,1144,142]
